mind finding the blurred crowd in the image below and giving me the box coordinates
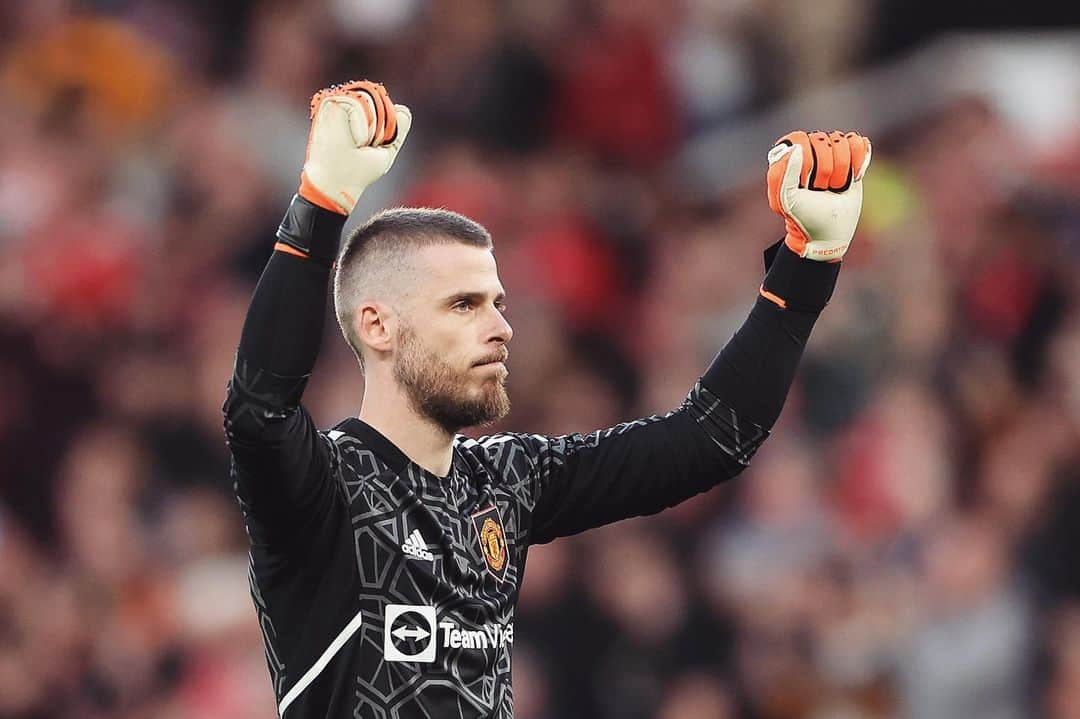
[1,1,1078,718]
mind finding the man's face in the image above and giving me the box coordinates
[391,243,513,433]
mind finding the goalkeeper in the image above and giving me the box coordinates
[223,80,871,718]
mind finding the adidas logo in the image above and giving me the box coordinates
[401,529,434,561]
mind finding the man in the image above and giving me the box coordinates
[223,80,871,718]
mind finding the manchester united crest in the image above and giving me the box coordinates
[471,505,508,581]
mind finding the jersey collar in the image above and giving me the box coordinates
[333,417,411,474]
[333,417,457,482]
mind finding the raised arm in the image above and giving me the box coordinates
[223,81,411,539]
[522,130,872,544]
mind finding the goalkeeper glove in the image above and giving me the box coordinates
[298,80,412,215]
[767,130,871,261]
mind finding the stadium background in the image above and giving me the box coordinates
[1,1,1078,717]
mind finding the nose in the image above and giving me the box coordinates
[487,307,513,345]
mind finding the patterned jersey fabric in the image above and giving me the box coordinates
[224,358,766,719]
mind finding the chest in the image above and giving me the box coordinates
[342,458,523,615]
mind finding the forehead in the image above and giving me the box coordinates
[411,242,502,294]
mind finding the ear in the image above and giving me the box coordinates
[356,301,397,357]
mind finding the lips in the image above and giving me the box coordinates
[474,353,508,367]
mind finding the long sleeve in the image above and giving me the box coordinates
[700,239,841,427]
[517,241,839,544]
[222,196,347,542]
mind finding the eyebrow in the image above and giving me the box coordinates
[444,290,507,305]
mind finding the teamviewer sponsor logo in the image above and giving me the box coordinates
[384,605,437,663]
[383,604,513,663]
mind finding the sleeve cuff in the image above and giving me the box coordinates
[760,239,841,313]
[275,194,348,266]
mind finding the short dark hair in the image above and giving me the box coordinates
[333,207,493,370]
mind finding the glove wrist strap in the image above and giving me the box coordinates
[276,194,347,267]
[760,239,841,312]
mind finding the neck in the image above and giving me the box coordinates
[358,371,455,477]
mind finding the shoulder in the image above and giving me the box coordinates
[320,427,387,481]
[455,432,549,473]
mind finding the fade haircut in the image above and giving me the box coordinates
[333,207,493,372]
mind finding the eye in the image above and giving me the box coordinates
[452,299,474,312]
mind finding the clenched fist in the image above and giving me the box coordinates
[298,80,412,215]
[767,130,872,262]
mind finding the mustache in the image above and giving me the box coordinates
[474,350,509,366]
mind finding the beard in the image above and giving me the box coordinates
[392,323,510,434]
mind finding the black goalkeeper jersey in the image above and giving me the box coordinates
[224,196,840,719]
[226,362,764,718]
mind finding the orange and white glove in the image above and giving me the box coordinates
[767,130,871,262]
[298,80,412,215]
